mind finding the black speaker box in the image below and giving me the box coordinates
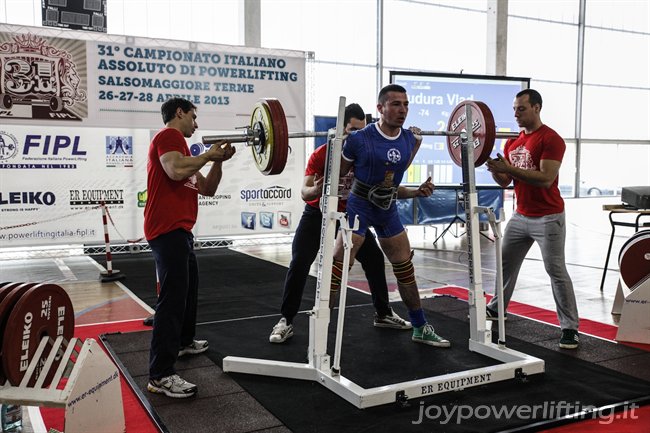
[621,186,650,209]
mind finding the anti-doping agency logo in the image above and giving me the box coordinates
[105,135,133,167]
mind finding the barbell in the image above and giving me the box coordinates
[201,98,520,175]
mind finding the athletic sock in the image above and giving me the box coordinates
[408,308,427,328]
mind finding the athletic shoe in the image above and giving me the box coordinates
[147,374,197,398]
[412,324,451,348]
[374,310,412,330]
[269,317,293,343]
[559,329,579,349]
[178,339,209,357]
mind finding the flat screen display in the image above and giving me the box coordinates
[390,71,529,185]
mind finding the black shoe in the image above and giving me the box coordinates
[143,315,154,326]
[559,329,579,349]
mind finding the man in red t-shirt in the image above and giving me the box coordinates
[144,97,235,398]
[486,89,580,349]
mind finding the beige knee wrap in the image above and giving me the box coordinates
[392,258,416,286]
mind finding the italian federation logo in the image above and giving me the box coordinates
[0,131,19,161]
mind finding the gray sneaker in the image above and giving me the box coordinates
[178,339,208,357]
[374,310,412,330]
[147,374,197,398]
[269,317,294,343]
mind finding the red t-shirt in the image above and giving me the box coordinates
[505,124,565,217]
[144,128,199,240]
[305,144,353,212]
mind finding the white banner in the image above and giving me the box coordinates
[0,25,307,247]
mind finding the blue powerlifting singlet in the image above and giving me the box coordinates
[342,123,416,238]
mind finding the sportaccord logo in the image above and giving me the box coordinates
[240,186,292,202]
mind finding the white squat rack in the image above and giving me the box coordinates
[223,96,545,408]
[0,337,125,433]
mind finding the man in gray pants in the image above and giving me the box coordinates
[485,89,580,349]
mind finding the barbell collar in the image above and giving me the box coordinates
[202,133,254,144]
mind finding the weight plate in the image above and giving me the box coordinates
[2,283,74,386]
[446,100,496,167]
[0,282,39,383]
[264,98,289,175]
[250,100,275,174]
[618,230,650,290]
[0,282,24,305]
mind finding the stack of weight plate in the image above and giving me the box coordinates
[618,230,650,290]
[0,282,74,387]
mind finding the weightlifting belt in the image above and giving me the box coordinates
[351,179,397,210]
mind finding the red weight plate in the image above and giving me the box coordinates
[618,230,650,289]
[0,282,24,306]
[446,100,496,167]
[0,282,39,383]
[250,100,274,174]
[2,283,74,386]
[264,98,289,175]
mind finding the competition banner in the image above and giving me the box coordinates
[0,25,307,247]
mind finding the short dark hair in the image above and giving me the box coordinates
[516,89,543,108]
[378,84,407,105]
[161,97,196,124]
[344,103,365,125]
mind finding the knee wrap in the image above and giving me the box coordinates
[392,258,416,286]
[330,259,344,294]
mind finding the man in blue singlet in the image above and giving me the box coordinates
[330,84,451,347]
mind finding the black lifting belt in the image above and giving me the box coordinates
[351,178,397,210]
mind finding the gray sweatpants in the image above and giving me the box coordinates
[487,211,580,331]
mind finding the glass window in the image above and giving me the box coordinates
[1,0,39,26]
[578,142,650,197]
[507,18,578,82]
[311,63,377,117]
[581,86,650,140]
[383,0,487,74]
[529,81,577,139]
[585,0,649,33]
[112,0,240,44]
[508,0,579,24]
[559,140,577,197]
[583,28,650,88]
[260,0,377,65]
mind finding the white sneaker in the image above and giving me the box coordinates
[147,374,197,398]
[374,310,412,330]
[178,339,209,357]
[269,318,294,343]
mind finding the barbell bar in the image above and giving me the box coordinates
[201,98,520,175]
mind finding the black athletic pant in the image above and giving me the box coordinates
[148,229,198,380]
[280,204,392,323]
